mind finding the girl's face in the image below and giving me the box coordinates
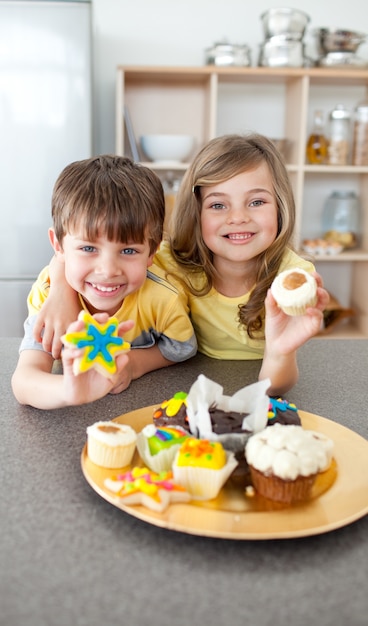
[200,163,278,272]
[51,227,154,316]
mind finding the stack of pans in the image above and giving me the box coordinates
[258,7,310,67]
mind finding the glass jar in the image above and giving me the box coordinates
[327,104,351,166]
[306,109,328,164]
[352,99,368,166]
[322,190,360,248]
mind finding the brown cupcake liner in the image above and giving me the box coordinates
[250,466,317,504]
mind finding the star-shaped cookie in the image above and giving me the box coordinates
[104,466,190,512]
[62,310,130,377]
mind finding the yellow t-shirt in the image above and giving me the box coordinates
[21,262,196,362]
[154,242,315,360]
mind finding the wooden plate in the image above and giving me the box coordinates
[81,406,368,539]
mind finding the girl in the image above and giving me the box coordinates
[34,134,329,394]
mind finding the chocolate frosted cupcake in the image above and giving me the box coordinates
[267,397,301,426]
[153,391,190,431]
[185,375,270,458]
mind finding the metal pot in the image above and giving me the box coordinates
[205,42,251,66]
[259,39,305,67]
[318,52,368,68]
[314,28,367,55]
[260,7,310,41]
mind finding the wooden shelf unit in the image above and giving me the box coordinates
[116,65,368,338]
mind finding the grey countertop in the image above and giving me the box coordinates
[1,337,368,626]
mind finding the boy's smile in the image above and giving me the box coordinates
[52,230,154,316]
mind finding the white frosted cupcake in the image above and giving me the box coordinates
[86,421,137,468]
[245,424,334,503]
[271,268,317,316]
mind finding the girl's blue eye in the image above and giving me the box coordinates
[210,203,225,210]
[250,199,264,207]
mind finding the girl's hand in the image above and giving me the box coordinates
[264,272,330,355]
[61,315,134,404]
[33,256,81,360]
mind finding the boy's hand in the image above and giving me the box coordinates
[108,355,134,394]
[61,315,134,403]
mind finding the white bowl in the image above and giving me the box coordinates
[140,134,195,164]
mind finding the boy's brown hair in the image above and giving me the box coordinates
[52,155,165,254]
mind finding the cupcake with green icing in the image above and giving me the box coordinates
[137,424,192,473]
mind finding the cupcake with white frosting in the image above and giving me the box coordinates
[271,268,317,316]
[245,424,334,503]
[87,421,137,468]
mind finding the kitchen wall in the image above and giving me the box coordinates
[91,0,368,154]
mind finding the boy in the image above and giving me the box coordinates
[11,155,196,409]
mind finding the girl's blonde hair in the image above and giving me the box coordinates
[169,133,296,338]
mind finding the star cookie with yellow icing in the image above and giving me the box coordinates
[104,466,191,512]
[62,310,130,377]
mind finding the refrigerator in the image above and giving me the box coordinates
[0,0,93,336]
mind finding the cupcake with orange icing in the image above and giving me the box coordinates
[137,424,192,473]
[271,268,317,316]
[172,438,238,500]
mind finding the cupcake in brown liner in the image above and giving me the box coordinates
[86,421,137,468]
[271,268,317,316]
[245,424,334,504]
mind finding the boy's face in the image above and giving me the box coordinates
[51,228,155,316]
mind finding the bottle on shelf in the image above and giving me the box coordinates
[306,109,328,164]
[352,99,368,166]
[327,104,351,166]
[162,175,181,238]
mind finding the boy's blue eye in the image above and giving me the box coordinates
[122,248,136,255]
[81,245,96,252]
